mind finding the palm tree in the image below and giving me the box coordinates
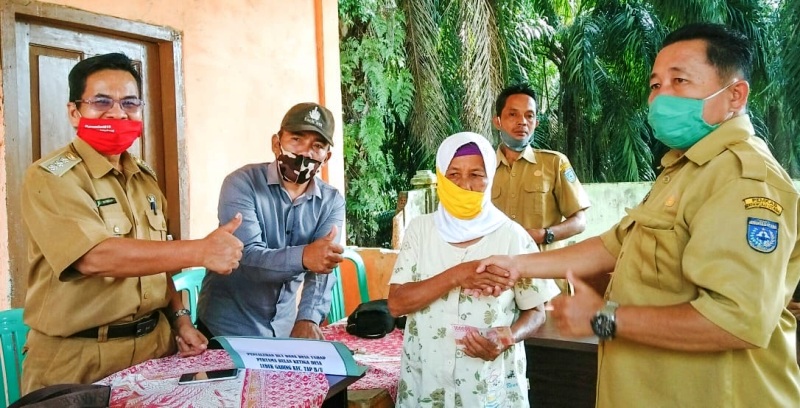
[339,0,798,246]
[778,0,800,176]
[400,0,797,181]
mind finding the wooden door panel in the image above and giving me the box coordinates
[29,46,81,159]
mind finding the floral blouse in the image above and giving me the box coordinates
[390,215,559,408]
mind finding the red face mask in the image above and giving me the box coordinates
[76,117,142,155]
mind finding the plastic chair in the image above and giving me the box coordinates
[328,248,370,323]
[173,268,206,325]
[0,308,30,406]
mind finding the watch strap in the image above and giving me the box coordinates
[600,300,619,316]
[173,308,191,319]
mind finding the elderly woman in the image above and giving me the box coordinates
[387,132,559,407]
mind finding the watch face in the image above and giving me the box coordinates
[592,314,615,339]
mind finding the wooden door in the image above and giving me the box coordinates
[5,19,165,306]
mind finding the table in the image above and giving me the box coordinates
[321,320,403,403]
[97,323,402,408]
[98,349,351,407]
[525,312,598,408]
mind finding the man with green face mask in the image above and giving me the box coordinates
[477,23,800,407]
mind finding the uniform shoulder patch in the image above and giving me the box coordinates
[38,152,82,177]
[559,161,577,183]
[746,217,778,253]
[743,197,783,215]
[133,156,158,180]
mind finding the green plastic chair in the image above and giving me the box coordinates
[0,308,30,406]
[173,268,206,325]
[328,248,370,323]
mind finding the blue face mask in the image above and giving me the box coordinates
[647,82,736,150]
[497,123,533,152]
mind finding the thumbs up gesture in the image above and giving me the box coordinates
[200,213,244,275]
[302,225,344,274]
[549,271,606,338]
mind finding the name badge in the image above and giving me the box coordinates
[95,197,117,207]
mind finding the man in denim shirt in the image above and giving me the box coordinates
[197,102,345,339]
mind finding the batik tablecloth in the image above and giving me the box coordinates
[97,349,329,407]
[321,321,403,401]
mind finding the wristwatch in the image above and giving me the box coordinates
[173,308,191,319]
[591,301,619,340]
[543,228,555,244]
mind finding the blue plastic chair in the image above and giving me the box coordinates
[328,248,370,323]
[173,268,206,325]
[0,308,30,406]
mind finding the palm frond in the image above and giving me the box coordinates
[458,0,497,139]
[778,0,800,175]
[403,0,451,151]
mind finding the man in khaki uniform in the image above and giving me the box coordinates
[478,23,800,407]
[491,83,591,292]
[20,53,244,393]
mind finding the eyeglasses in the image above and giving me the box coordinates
[74,96,145,114]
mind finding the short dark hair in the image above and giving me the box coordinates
[495,83,538,117]
[68,53,142,103]
[662,23,753,82]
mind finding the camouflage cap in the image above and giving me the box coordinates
[280,102,335,146]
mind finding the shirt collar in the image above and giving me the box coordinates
[495,144,536,168]
[664,115,754,168]
[72,137,139,179]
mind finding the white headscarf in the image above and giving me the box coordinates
[433,132,510,243]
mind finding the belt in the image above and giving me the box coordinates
[73,312,160,339]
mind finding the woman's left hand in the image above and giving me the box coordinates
[459,330,507,361]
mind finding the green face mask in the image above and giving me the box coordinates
[647,82,735,150]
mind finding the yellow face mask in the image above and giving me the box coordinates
[436,169,484,220]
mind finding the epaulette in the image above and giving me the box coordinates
[39,152,82,177]
[133,156,158,180]
[534,148,567,158]
[727,142,766,182]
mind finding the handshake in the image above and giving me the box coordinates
[456,258,521,297]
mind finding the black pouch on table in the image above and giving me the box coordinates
[346,299,399,339]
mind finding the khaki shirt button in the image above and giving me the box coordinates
[511,193,516,198]
[511,172,516,177]
[143,292,149,299]
[663,175,671,183]
[511,215,516,219]
[113,226,120,233]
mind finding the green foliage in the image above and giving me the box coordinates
[780,0,800,175]
[339,0,417,247]
[340,0,799,246]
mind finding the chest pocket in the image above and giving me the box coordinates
[523,179,550,216]
[625,206,684,292]
[146,211,168,241]
[102,211,133,237]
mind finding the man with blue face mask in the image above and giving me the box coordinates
[477,23,800,407]
[491,83,591,293]
[196,102,345,340]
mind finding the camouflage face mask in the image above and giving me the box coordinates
[276,146,323,185]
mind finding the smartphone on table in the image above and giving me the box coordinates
[178,368,241,385]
